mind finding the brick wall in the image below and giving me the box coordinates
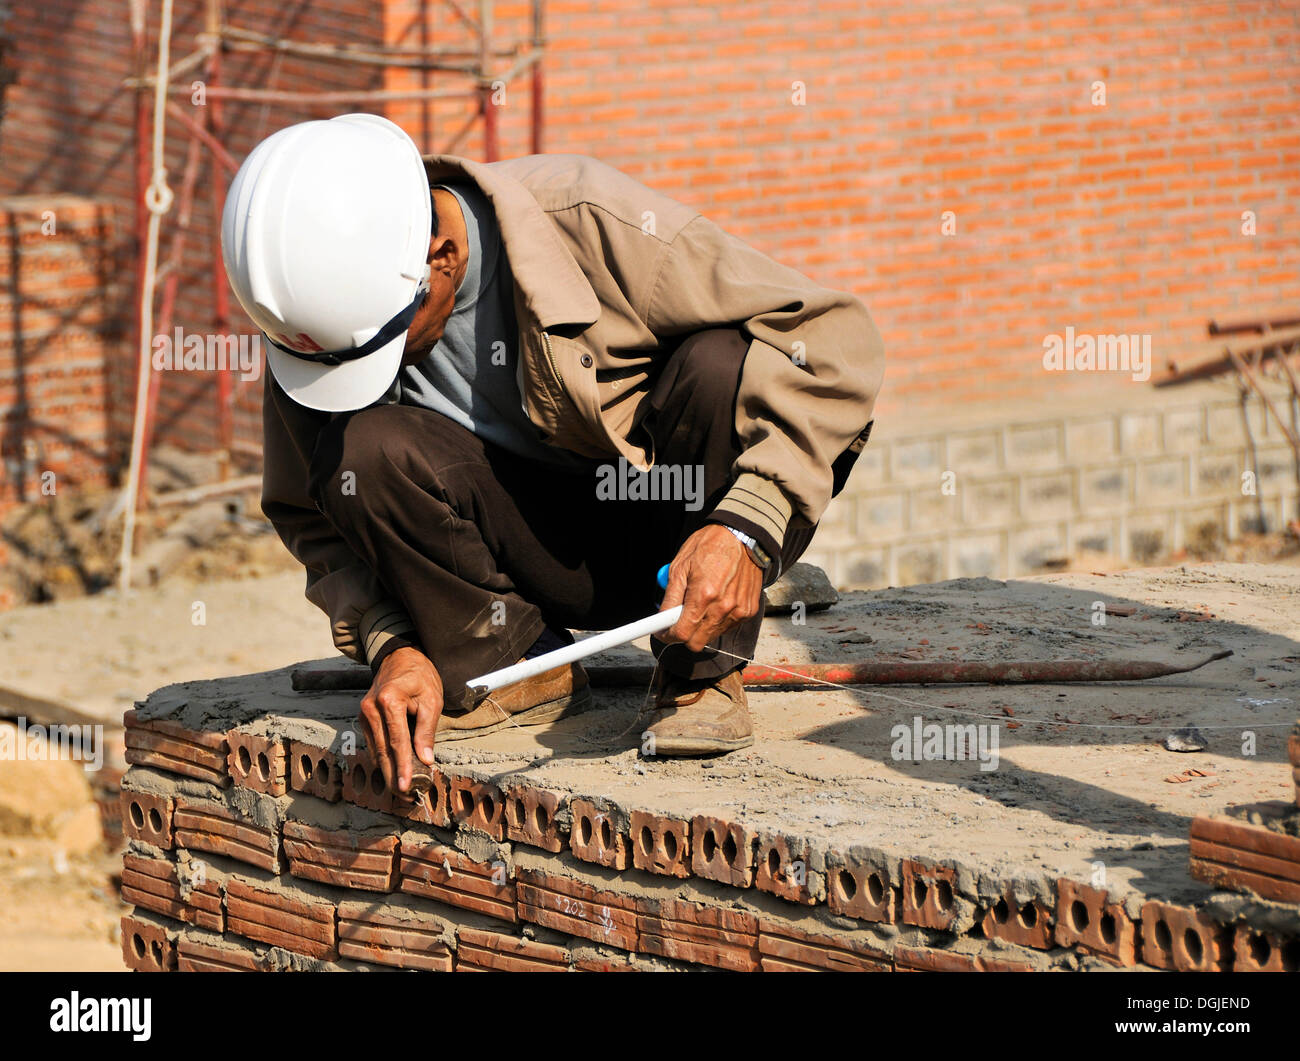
[1,1,1298,533]
[0,196,117,507]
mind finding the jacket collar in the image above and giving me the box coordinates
[422,154,600,331]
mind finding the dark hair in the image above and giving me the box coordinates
[430,189,440,238]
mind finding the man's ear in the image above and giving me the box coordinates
[428,233,461,276]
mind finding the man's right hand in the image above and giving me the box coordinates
[358,646,443,794]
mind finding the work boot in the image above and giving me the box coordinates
[437,661,593,740]
[643,668,753,757]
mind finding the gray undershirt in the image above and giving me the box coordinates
[394,181,588,469]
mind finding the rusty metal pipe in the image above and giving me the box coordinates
[290,649,1232,693]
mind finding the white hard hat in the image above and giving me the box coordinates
[220,113,432,412]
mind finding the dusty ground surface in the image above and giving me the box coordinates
[3,559,1298,968]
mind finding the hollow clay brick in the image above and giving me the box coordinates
[289,739,343,802]
[120,788,173,848]
[1139,901,1229,972]
[901,859,960,931]
[630,809,691,879]
[690,814,756,887]
[504,784,565,853]
[826,855,898,923]
[569,799,630,870]
[226,729,288,796]
[1053,879,1139,966]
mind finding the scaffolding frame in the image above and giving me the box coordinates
[125,0,546,504]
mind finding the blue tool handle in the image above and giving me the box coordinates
[656,563,671,590]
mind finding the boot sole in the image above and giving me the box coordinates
[437,685,595,741]
[647,733,755,757]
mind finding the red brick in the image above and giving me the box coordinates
[394,767,451,828]
[288,740,343,802]
[1188,813,1300,902]
[755,832,818,905]
[569,799,630,870]
[901,859,961,930]
[630,809,691,878]
[981,889,1054,950]
[504,784,565,853]
[121,913,176,972]
[515,867,638,951]
[1232,925,1300,972]
[1054,879,1139,966]
[225,878,338,961]
[448,773,506,840]
[456,926,570,971]
[172,797,282,873]
[120,788,173,848]
[120,851,223,932]
[636,897,759,971]
[400,839,515,923]
[342,747,394,813]
[226,729,288,796]
[337,898,454,971]
[894,944,1034,973]
[826,855,898,923]
[123,710,228,786]
[283,820,399,892]
[756,918,890,972]
[690,814,757,887]
[1139,901,1229,972]
[177,935,262,972]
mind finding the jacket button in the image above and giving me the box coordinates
[580,353,594,368]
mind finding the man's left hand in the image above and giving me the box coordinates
[660,524,764,652]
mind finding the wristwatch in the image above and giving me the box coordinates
[725,525,774,574]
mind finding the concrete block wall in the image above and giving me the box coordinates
[805,386,1300,589]
[117,684,1300,974]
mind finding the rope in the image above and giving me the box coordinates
[118,0,176,592]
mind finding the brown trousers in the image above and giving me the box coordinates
[307,328,816,710]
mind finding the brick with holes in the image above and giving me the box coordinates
[289,739,342,802]
[1139,901,1229,972]
[757,917,891,971]
[569,798,630,870]
[1053,879,1139,966]
[226,729,287,796]
[1232,925,1300,972]
[341,747,394,813]
[447,773,507,840]
[981,887,1054,950]
[394,767,451,828]
[515,862,639,950]
[754,830,823,905]
[825,851,899,923]
[124,710,228,786]
[456,926,571,972]
[172,793,284,874]
[504,783,566,853]
[630,809,691,878]
[399,833,515,923]
[225,876,339,961]
[121,910,177,972]
[338,895,454,971]
[284,819,399,892]
[690,814,757,887]
[636,897,760,971]
[900,859,962,931]
[120,785,173,848]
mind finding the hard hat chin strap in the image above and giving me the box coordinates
[266,284,428,366]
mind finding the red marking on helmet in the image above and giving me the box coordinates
[272,331,325,353]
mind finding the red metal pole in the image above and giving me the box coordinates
[530,0,543,155]
[206,24,233,480]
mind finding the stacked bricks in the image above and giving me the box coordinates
[117,685,1300,973]
[1189,805,1300,904]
